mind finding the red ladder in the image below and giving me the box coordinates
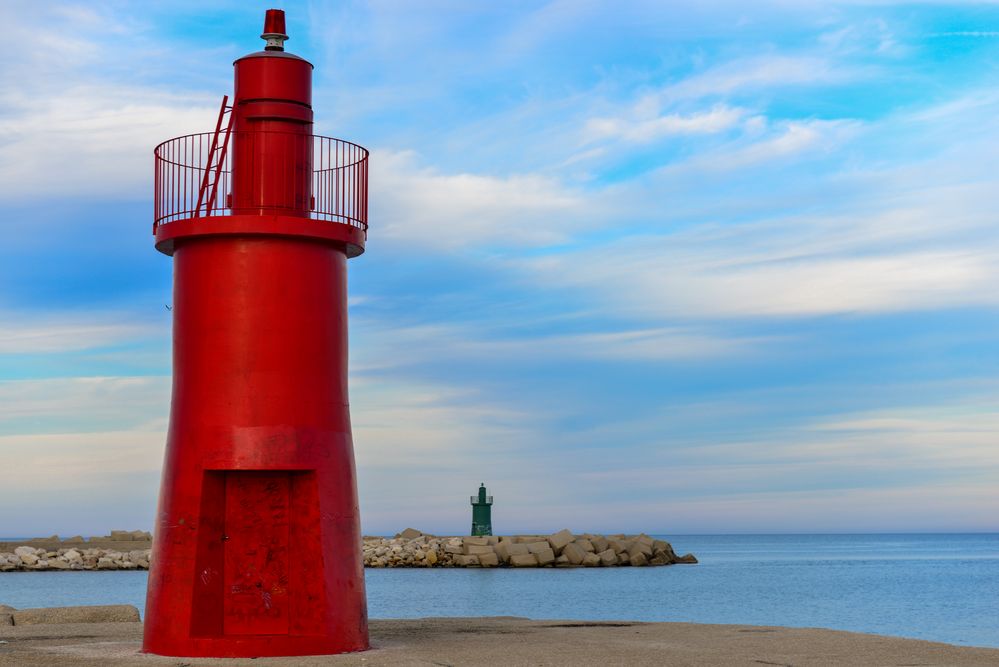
[195,95,235,216]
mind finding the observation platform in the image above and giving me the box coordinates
[152,131,368,257]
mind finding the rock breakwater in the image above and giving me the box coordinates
[363,528,697,568]
[0,546,151,572]
[0,529,696,571]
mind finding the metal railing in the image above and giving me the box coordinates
[471,496,494,504]
[154,131,368,231]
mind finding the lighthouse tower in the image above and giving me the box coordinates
[470,484,493,536]
[144,10,369,658]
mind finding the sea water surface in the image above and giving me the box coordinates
[1,534,997,648]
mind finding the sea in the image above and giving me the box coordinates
[1,534,997,648]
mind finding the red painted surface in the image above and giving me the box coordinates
[143,9,369,658]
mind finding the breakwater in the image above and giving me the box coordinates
[0,529,696,571]
[364,528,697,568]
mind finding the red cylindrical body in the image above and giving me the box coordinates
[144,21,369,658]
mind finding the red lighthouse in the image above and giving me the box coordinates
[144,9,369,658]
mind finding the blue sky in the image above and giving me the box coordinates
[2,1,999,536]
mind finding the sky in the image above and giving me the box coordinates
[1,0,999,536]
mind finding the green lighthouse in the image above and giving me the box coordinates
[470,483,493,536]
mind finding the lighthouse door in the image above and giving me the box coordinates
[222,471,292,635]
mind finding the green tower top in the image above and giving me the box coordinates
[470,483,493,536]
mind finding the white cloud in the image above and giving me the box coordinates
[663,55,856,100]
[371,150,595,249]
[585,105,746,144]
[0,313,159,354]
[0,4,222,200]
[0,85,216,199]
[0,376,169,433]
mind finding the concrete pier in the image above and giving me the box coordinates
[2,615,999,666]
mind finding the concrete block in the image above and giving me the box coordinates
[464,544,495,556]
[12,605,140,625]
[630,552,649,567]
[635,534,654,547]
[561,543,586,565]
[478,552,499,567]
[464,536,490,546]
[582,553,601,567]
[547,529,574,553]
[591,536,609,553]
[535,548,556,565]
[510,553,538,567]
[495,541,529,563]
[575,538,595,553]
[454,554,481,567]
[526,542,551,555]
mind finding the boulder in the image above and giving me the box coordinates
[582,552,601,567]
[19,553,39,566]
[12,605,141,625]
[425,550,438,566]
[628,542,653,559]
[453,555,480,567]
[510,553,538,567]
[47,559,71,570]
[630,552,649,567]
[597,548,618,566]
[609,539,632,554]
[63,535,86,544]
[13,546,36,558]
[649,553,671,566]
[547,529,574,553]
[478,552,499,567]
[396,528,423,540]
[444,544,464,555]
[653,540,678,559]
[562,543,586,565]
[574,538,595,553]
[591,536,609,553]
[676,553,698,564]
